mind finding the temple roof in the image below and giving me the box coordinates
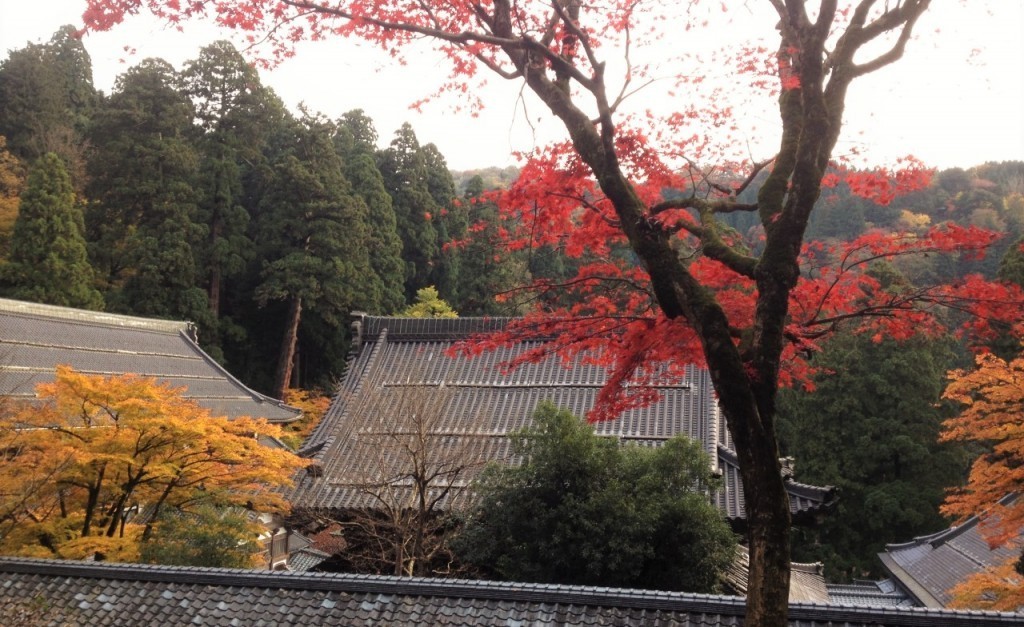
[724,546,830,604]
[1,557,1019,626]
[826,580,914,608]
[0,298,300,423]
[879,493,1021,608]
[291,315,835,523]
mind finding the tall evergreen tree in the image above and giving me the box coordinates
[778,332,965,580]
[254,114,376,396]
[343,152,406,313]
[1,153,101,309]
[335,109,379,157]
[85,58,209,328]
[454,175,529,315]
[376,123,440,301]
[0,26,97,189]
[180,41,288,321]
[421,143,465,304]
[333,111,405,313]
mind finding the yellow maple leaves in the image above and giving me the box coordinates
[0,366,308,561]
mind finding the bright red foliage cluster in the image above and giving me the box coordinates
[457,141,1024,420]
[828,157,934,205]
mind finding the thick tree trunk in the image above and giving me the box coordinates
[273,295,302,399]
[734,412,792,626]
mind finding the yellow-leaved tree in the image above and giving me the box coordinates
[940,350,1024,610]
[0,366,308,563]
[0,135,26,258]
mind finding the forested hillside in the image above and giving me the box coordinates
[3,28,1023,400]
[0,29,529,395]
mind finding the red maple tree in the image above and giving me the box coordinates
[79,2,1022,624]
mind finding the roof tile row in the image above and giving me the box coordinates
[0,298,300,423]
[1,557,1019,626]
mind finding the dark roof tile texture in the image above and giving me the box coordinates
[294,316,833,521]
[880,495,1022,608]
[0,298,300,423]
[826,580,914,608]
[0,557,1019,626]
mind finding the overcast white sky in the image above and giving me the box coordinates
[1,0,1021,171]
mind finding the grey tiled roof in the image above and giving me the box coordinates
[0,557,1020,626]
[287,547,332,573]
[879,494,1022,608]
[826,580,914,608]
[292,315,835,522]
[0,298,300,423]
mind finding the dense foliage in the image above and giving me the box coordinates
[453,403,737,592]
[0,33,528,394]
[139,506,263,568]
[940,346,1024,610]
[0,367,306,563]
[778,332,966,580]
[3,17,1024,614]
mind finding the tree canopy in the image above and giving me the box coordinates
[779,332,964,580]
[1,152,102,309]
[2,28,529,393]
[453,403,736,592]
[939,347,1024,610]
[0,366,307,563]
[400,285,458,319]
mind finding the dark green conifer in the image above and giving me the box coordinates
[2,153,102,309]
[254,114,376,396]
[421,143,464,304]
[85,58,210,329]
[376,123,440,300]
[181,41,288,320]
[343,152,406,313]
[453,175,528,315]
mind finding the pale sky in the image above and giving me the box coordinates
[1,0,1021,171]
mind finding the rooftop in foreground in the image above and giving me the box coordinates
[0,557,1018,626]
[879,493,1022,608]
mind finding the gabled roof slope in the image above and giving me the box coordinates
[0,298,300,423]
[291,315,834,522]
[725,546,829,604]
[1,557,1019,626]
[879,494,1022,608]
[826,579,914,608]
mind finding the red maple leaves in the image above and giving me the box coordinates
[454,146,1023,422]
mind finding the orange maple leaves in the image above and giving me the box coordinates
[0,366,308,561]
[940,350,1024,610]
